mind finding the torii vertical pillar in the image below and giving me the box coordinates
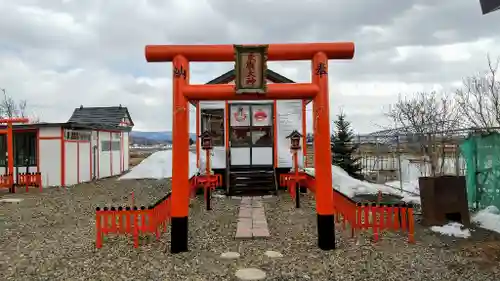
[0,117,29,193]
[170,55,190,254]
[312,52,335,249]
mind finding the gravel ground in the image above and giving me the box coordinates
[1,179,500,281]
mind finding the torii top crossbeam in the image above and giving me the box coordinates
[145,42,355,62]
[0,117,30,124]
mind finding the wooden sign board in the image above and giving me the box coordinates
[234,45,268,94]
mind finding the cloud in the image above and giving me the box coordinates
[0,0,499,134]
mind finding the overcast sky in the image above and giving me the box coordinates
[1,0,499,134]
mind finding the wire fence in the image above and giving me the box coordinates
[305,130,473,187]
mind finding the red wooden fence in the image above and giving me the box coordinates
[17,172,42,192]
[0,173,13,190]
[280,172,415,243]
[95,177,201,249]
[95,193,172,248]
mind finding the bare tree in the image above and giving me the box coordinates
[385,91,461,176]
[455,55,500,130]
[0,88,40,122]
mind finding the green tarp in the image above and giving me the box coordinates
[460,132,500,210]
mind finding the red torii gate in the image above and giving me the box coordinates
[145,42,355,253]
[0,117,29,193]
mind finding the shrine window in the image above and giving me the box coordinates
[200,109,225,147]
[251,127,273,147]
[230,127,252,147]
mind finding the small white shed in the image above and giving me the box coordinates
[0,105,134,187]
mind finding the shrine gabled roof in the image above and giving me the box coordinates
[67,105,134,127]
[191,68,312,105]
[205,68,295,84]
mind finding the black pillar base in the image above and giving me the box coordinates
[206,188,211,211]
[317,214,336,250]
[295,183,300,208]
[170,216,188,254]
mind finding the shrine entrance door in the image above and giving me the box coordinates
[229,103,273,167]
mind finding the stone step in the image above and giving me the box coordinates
[235,197,270,239]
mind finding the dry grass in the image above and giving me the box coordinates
[129,151,152,167]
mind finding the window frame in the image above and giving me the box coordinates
[250,126,273,147]
[13,131,37,167]
[101,140,121,152]
[229,127,252,147]
[64,129,91,141]
[200,108,225,147]
[0,134,6,167]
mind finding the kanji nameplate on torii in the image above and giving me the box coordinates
[234,45,268,94]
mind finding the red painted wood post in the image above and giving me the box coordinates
[371,204,379,242]
[95,208,103,248]
[401,205,408,232]
[133,208,139,248]
[393,205,400,230]
[407,205,415,243]
[125,207,132,234]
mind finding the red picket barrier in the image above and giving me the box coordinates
[194,174,222,187]
[279,173,308,199]
[95,193,172,249]
[290,174,415,244]
[191,174,223,202]
[0,173,13,189]
[355,202,415,243]
[17,172,42,192]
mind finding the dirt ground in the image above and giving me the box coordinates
[0,178,499,281]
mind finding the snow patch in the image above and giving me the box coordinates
[0,198,23,203]
[472,206,500,234]
[430,222,471,238]
[119,150,199,180]
[304,166,402,198]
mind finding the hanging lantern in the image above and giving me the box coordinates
[286,130,303,151]
[199,130,213,150]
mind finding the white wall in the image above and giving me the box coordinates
[39,127,61,138]
[62,130,93,186]
[91,130,98,179]
[79,141,91,183]
[65,142,78,185]
[95,131,124,178]
[122,132,130,171]
[98,131,111,178]
[276,100,304,168]
[39,126,61,187]
[198,101,226,169]
[22,127,126,188]
[111,132,121,176]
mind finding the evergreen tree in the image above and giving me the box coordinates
[331,112,364,180]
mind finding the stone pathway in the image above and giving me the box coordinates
[235,196,270,239]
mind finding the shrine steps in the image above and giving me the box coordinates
[228,166,277,196]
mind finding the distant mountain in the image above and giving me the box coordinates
[130,131,198,144]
